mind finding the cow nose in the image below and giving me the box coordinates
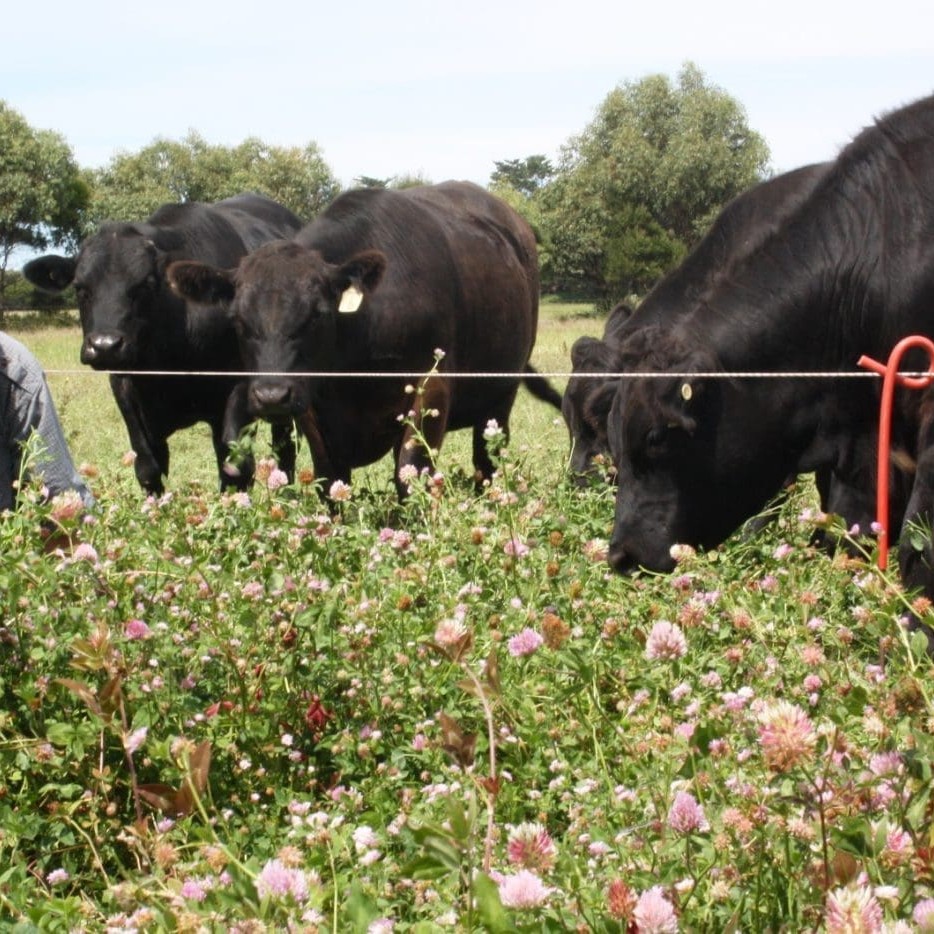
[607,539,637,575]
[251,381,293,416]
[81,333,124,367]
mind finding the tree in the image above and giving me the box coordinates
[489,155,554,197]
[89,132,340,224]
[354,176,391,189]
[390,172,432,190]
[538,63,769,301]
[0,101,89,308]
[224,137,341,220]
[352,173,432,190]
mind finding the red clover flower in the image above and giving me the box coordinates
[667,791,709,834]
[645,620,687,661]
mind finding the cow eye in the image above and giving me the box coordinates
[645,426,668,458]
[74,284,90,304]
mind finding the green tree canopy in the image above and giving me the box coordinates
[0,101,89,306]
[352,173,432,190]
[89,131,340,224]
[489,155,554,197]
[389,172,432,190]
[354,176,391,189]
[538,63,770,301]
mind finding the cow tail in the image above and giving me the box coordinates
[523,364,563,410]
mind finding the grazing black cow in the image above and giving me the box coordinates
[23,194,303,494]
[605,94,934,598]
[563,164,828,483]
[167,181,561,496]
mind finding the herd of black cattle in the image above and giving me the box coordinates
[21,91,934,603]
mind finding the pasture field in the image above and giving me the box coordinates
[2,303,934,931]
[7,298,600,494]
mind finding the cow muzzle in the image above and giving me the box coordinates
[607,539,639,576]
[81,332,127,369]
[250,380,298,421]
[608,534,679,576]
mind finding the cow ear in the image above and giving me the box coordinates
[570,336,604,369]
[603,302,635,342]
[667,380,704,436]
[167,261,236,306]
[332,250,387,313]
[22,255,77,293]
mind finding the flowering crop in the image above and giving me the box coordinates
[1,438,934,931]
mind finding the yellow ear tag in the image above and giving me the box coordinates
[338,284,364,313]
[680,382,693,401]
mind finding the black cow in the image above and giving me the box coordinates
[605,94,934,598]
[167,181,561,496]
[23,193,303,494]
[563,164,828,483]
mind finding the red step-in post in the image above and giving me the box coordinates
[857,336,934,569]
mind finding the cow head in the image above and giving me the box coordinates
[167,243,387,421]
[23,225,181,369]
[606,327,796,574]
[563,336,618,482]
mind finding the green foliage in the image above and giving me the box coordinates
[88,131,340,224]
[354,176,391,189]
[0,101,89,306]
[490,156,555,198]
[353,174,433,190]
[390,172,433,190]
[537,62,770,302]
[1,399,934,930]
[602,204,686,307]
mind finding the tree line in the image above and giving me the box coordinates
[0,63,769,310]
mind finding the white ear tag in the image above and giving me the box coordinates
[338,284,364,313]
[680,382,693,401]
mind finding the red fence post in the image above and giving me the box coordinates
[857,336,934,570]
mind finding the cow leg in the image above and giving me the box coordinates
[818,429,912,555]
[218,383,256,491]
[272,422,298,483]
[133,438,168,495]
[892,396,934,654]
[899,461,934,592]
[110,375,167,495]
[211,423,252,492]
[897,452,934,654]
[394,376,452,497]
[296,407,345,488]
[471,385,520,487]
[899,403,934,600]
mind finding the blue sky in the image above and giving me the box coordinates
[4,0,933,190]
